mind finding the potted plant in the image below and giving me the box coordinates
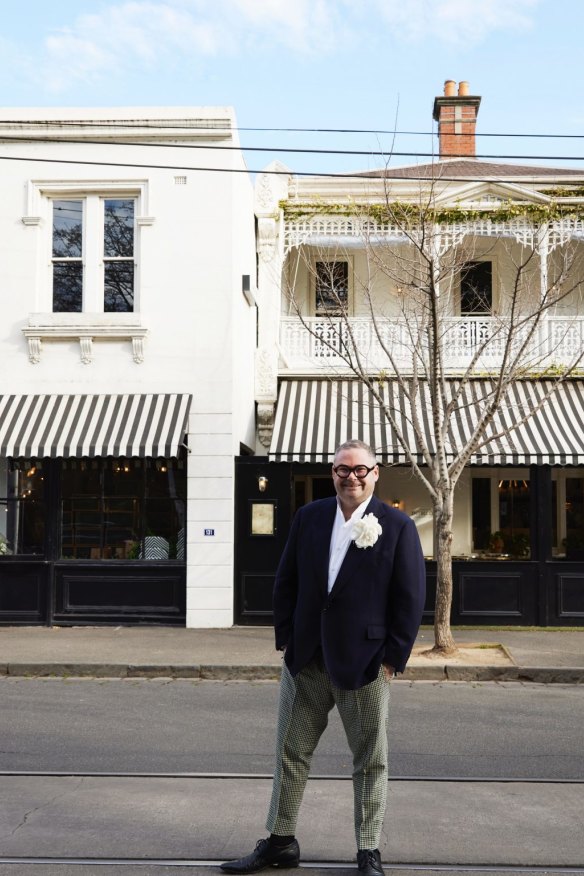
[489,531,505,553]
[0,535,11,556]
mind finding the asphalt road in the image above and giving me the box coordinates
[1,677,583,779]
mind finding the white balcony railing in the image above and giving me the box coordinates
[279,316,584,374]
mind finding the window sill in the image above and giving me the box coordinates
[23,314,148,364]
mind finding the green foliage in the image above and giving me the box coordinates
[280,198,584,225]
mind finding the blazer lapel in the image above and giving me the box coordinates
[313,497,337,598]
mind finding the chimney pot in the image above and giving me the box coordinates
[444,79,456,97]
[458,80,470,96]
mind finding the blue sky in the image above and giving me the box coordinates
[0,0,583,174]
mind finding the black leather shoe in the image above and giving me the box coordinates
[220,838,300,873]
[357,848,384,876]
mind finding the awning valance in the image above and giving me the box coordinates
[269,379,584,466]
[0,394,192,459]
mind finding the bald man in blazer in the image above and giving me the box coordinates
[222,440,426,876]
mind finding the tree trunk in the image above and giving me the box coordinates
[431,493,458,655]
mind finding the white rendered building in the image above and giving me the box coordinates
[0,107,256,627]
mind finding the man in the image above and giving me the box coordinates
[221,440,425,876]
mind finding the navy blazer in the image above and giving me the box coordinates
[273,494,426,690]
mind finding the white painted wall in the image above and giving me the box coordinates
[0,107,257,628]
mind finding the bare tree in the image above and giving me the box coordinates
[284,180,584,655]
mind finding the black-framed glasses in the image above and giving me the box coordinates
[333,464,376,479]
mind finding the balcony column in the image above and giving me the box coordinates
[254,163,291,448]
[537,225,550,301]
[537,225,550,358]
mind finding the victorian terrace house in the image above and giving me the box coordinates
[240,81,584,627]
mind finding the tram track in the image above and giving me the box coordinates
[0,770,582,783]
[0,858,583,872]
[1,772,581,870]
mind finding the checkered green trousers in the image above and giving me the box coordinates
[266,654,390,850]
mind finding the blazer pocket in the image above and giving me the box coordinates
[367,624,387,639]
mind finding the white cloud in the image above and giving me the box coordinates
[34,0,354,93]
[374,0,539,44]
[42,2,226,91]
[5,0,541,95]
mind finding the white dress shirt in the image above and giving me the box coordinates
[327,496,373,594]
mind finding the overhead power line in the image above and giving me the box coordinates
[1,119,583,140]
[0,151,582,185]
[0,134,583,163]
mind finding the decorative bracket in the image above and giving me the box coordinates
[257,402,275,448]
[23,318,148,364]
[79,337,93,364]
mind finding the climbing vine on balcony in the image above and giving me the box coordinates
[280,198,584,225]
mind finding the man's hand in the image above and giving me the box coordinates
[382,663,396,681]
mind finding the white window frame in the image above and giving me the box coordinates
[311,256,354,316]
[21,180,153,364]
[51,195,138,314]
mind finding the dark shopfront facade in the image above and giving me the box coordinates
[234,379,584,627]
[0,394,191,626]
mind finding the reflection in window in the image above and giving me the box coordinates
[104,199,135,312]
[0,461,46,555]
[52,199,83,312]
[315,261,349,315]
[460,261,492,315]
[564,478,584,556]
[60,457,186,560]
[51,196,136,314]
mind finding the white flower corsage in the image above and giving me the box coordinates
[352,513,382,549]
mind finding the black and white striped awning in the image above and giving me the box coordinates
[269,379,584,465]
[0,394,192,459]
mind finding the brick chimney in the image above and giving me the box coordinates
[433,80,481,159]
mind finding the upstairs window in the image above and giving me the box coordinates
[460,261,492,315]
[315,260,349,316]
[52,200,83,312]
[52,197,135,313]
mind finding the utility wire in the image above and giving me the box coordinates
[1,119,584,139]
[0,151,582,185]
[0,135,583,163]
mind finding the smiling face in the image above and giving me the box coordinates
[332,445,379,518]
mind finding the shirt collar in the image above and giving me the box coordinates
[336,494,373,526]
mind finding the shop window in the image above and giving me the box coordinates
[497,478,530,557]
[564,478,584,558]
[552,480,558,551]
[471,477,491,551]
[52,197,136,313]
[0,461,46,556]
[471,475,531,558]
[460,261,492,315]
[60,457,186,560]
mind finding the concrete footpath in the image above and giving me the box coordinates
[0,625,583,681]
